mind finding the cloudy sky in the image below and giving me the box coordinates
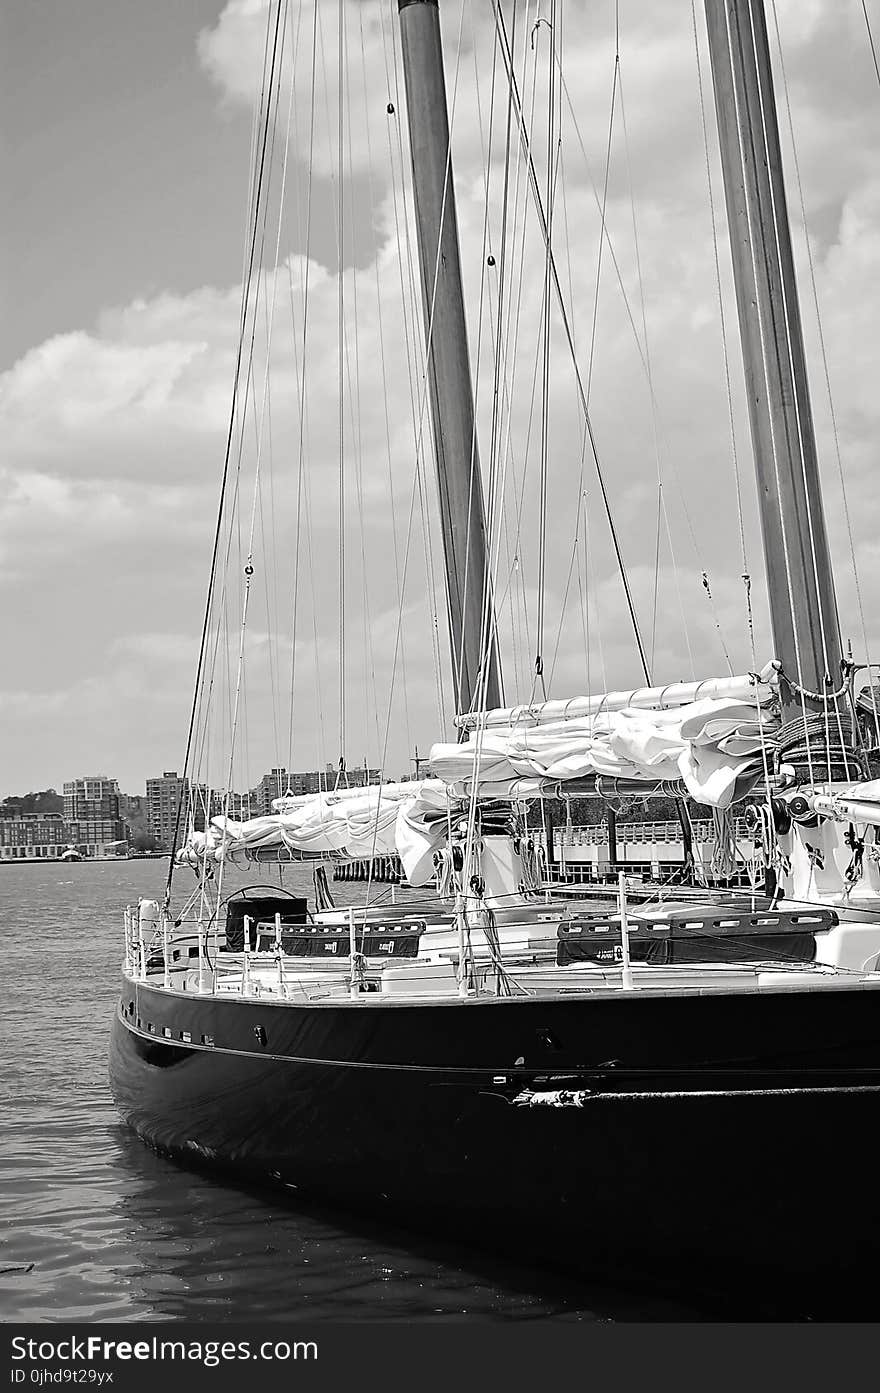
[2,0,879,800]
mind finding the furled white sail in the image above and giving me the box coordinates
[432,693,778,809]
[453,671,777,731]
[177,682,779,883]
[177,780,453,887]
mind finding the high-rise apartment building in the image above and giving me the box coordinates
[63,775,120,821]
[254,764,383,812]
[60,774,126,856]
[146,771,188,850]
[255,767,289,816]
[223,790,258,821]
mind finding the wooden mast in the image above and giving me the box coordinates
[703,0,849,770]
[397,0,502,716]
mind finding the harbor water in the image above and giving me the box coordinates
[2,860,731,1322]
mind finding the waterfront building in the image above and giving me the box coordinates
[146,771,188,850]
[255,768,290,816]
[0,810,126,860]
[0,814,67,861]
[256,764,383,812]
[224,790,258,821]
[189,783,223,830]
[64,817,128,858]
[342,765,382,790]
[58,774,126,856]
[63,775,121,821]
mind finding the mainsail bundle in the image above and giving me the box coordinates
[179,670,779,881]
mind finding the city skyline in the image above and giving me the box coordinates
[1,758,395,805]
[0,758,394,863]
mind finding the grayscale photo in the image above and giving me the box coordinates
[3,0,880,1354]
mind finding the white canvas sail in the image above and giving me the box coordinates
[178,778,452,886]
[178,673,779,881]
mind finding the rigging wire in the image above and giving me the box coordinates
[534,0,560,701]
[337,0,347,776]
[583,492,608,704]
[362,11,413,766]
[862,0,880,90]
[382,0,452,734]
[616,50,675,676]
[252,0,298,783]
[491,0,651,687]
[547,490,584,689]
[496,0,542,704]
[585,5,619,411]
[165,0,287,906]
[711,0,817,783]
[650,486,663,670]
[769,0,880,752]
[407,0,475,719]
[457,0,502,717]
[554,49,734,677]
[554,137,608,710]
[472,7,515,722]
[379,27,447,737]
[206,4,291,834]
[285,0,319,778]
[340,13,384,804]
[743,1,848,786]
[691,0,756,678]
[480,0,521,709]
[447,4,495,717]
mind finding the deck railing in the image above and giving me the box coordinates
[553,818,754,847]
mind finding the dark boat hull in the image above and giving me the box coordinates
[109,976,880,1316]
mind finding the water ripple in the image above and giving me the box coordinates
[0,862,705,1322]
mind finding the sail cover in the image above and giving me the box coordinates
[431,694,778,809]
[177,780,452,887]
[177,689,777,884]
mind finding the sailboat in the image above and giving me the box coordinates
[110,0,880,1314]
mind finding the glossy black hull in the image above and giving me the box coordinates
[109,976,880,1316]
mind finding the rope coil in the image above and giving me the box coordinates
[775,713,863,783]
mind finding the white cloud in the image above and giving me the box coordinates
[2,0,879,796]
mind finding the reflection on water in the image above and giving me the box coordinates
[0,861,707,1322]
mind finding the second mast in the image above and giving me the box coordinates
[398,0,502,716]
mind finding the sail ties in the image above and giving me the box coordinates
[435,693,780,810]
[455,669,776,732]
